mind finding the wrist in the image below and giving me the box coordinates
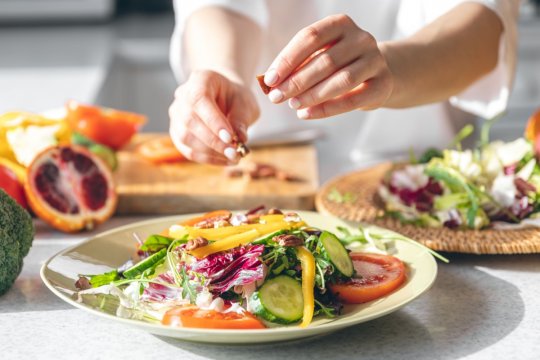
[378,41,403,108]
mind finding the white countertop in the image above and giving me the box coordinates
[2,218,540,360]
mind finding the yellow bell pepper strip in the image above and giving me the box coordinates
[186,220,306,241]
[296,246,315,328]
[189,229,260,258]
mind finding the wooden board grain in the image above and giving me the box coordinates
[114,134,318,214]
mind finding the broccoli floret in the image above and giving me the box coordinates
[0,189,35,295]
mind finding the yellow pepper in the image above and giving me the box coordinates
[186,220,306,241]
[189,229,260,258]
[296,246,315,328]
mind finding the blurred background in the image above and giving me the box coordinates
[0,0,539,139]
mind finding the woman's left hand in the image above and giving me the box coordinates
[263,14,394,119]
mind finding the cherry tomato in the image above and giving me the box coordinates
[0,163,28,209]
[330,253,406,304]
[162,306,265,329]
[135,136,187,164]
[66,100,146,150]
[180,210,232,227]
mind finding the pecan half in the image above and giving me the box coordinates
[193,214,232,229]
[256,74,271,94]
[267,208,283,215]
[75,277,91,290]
[185,237,209,251]
[273,234,304,247]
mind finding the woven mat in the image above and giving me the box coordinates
[315,162,540,254]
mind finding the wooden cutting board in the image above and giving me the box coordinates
[113,134,319,214]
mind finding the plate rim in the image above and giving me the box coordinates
[40,211,438,340]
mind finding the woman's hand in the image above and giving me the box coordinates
[169,70,259,165]
[263,14,394,119]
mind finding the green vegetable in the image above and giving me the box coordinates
[140,234,174,252]
[327,187,357,204]
[0,189,35,295]
[425,162,478,228]
[433,192,470,211]
[89,144,118,171]
[449,124,474,150]
[122,248,168,279]
[250,275,304,324]
[71,132,95,147]
[319,231,353,277]
[418,148,443,164]
[89,270,120,287]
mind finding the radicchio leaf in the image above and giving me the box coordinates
[190,245,265,294]
[141,272,182,302]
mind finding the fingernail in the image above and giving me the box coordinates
[264,69,279,86]
[268,89,284,103]
[238,123,247,136]
[297,108,310,119]
[289,97,301,109]
[224,147,237,161]
[219,129,232,144]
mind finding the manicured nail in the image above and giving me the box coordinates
[224,147,237,161]
[264,69,279,86]
[219,129,232,144]
[289,97,301,109]
[297,108,310,119]
[268,89,284,103]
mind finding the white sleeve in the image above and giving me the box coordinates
[396,0,520,119]
[170,0,269,84]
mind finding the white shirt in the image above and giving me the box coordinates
[170,0,519,168]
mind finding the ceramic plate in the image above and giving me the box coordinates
[41,211,437,344]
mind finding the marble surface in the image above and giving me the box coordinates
[1,216,540,360]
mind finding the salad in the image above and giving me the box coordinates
[75,207,441,329]
[378,112,540,230]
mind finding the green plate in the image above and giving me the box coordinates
[40,211,437,344]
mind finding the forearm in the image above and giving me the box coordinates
[184,7,262,85]
[381,2,503,108]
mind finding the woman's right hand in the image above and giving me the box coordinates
[169,70,260,165]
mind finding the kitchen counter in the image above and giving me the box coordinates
[1,217,540,360]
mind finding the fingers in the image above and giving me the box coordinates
[291,53,380,109]
[296,76,393,119]
[264,15,352,87]
[190,90,237,147]
[267,39,361,104]
[169,117,235,166]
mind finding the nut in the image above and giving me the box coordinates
[185,237,209,251]
[273,234,304,247]
[193,214,231,229]
[267,208,283,215]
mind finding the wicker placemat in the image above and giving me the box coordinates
[316,162,540,254]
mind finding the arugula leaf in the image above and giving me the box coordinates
[140,234,174,252]
[88,270,120,288]
[180,266,197,303]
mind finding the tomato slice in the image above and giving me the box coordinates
[66,100,146,150]
[330,253,406,304]
[181,210,232,227]
[135,136,187,164]
[162,306,266,329]
[0,163,28,209]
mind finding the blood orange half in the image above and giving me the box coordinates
[25,145,117,232]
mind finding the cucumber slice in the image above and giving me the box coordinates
[249,275,303,324]
[319,231,354,277]
[122,248,167,279]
